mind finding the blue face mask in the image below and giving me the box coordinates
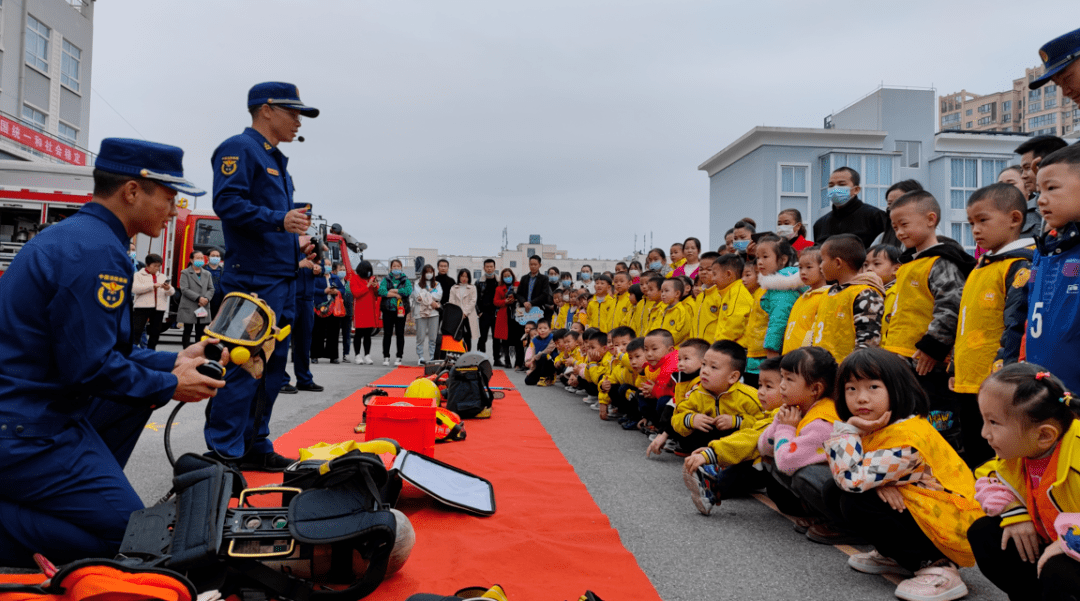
[827,186,852,206]
[503,276,513,284]
[562,279,572,288]
[732,240,750,253]
[209,256,221,266]
[580,272,592,281]
[193,259,205,268]
[548,275,559,284]
[649,261,663,271]
[129,251,137,260]
[392,269,402,276]
[337,271,347,278]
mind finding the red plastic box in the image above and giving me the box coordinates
[364,395,438,457]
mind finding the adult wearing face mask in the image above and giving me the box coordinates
[411,263,442,365]
[645,248,667,276]
[475,259,499,355]
[178,250,215,348]
[378,259,413,366]
[812,167,888,249]
[494,268,521,369]
[574,263,595,294]
[544,266,561,319]
[131,253,174,350]
[204,247,226,318]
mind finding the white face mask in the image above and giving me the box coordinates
[776,224,797,239]
[425,273,433,280]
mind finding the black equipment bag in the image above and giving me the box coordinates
[118,451,399,601]
[445,364,494,419]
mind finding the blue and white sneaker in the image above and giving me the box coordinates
[683,465,719,516]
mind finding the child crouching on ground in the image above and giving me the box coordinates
[599,326,636,421]
[645,338,711,457]
[758,347,851,544]
[828,348,984,601]
[637,329,679,434]
[524,322,560,386]
[610,337,649,429]
[682,355,783,515]
[968,364,1080,600]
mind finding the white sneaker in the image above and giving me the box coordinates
[564,386,575,392]
[353,355,363,365]
[848,550,913,576]
[382,358,390,366]
[574,389,587,396]
[418,359,426,366]
[365,355,373,365]
[394,358,402,366]
[589,401,601,411]
[894,562,967,601]
[582,395,595,403]
[342,354,350,362]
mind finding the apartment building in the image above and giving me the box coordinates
[939,64,1079,136]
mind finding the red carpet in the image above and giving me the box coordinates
[251,366,663,601]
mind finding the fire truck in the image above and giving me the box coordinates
[0,162,365,308]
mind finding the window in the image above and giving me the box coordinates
[21,104,46,130]
[1003,100,1012,113]
[58,122,77,144]
[778,164,810,229]
[25,15,50,71]
[1030,102,1041,112]
[509,261,517,268]
[1029,113,1057,130]
[978,103,993,114]
[978,116,993,126]
[61,40,80,92]
[951,223,975,253]
[1029,89,1042,101]
[819,153,891,210]
[1003,114,1012,123]
[1045,84,1058,96]
[966,122,973,128]
[527,247,536,258]
[982,159,1008,190]
[896,141,921,168]
[1045,98,1057,109]
[1034,127,1058,136]
[950,159,977,210]
[965,109,972,116]
[819,156,831,209]
[941,113,961,126]
[473,269,481,282]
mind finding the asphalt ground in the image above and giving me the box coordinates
[31,333,1011,599]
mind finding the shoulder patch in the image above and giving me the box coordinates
[97,273,128,310]
[267,168,280,176]
[220,156,238,176]
[1012,268,1030,289]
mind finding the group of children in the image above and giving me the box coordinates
[518,148,1080,601]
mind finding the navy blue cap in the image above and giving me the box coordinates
[247,82,320,118]
[1030,27,1080,90]
[94,138,206,197]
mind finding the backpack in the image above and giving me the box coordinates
[0,560,196,601]
[118,451,399,601]
[445,365,494,419]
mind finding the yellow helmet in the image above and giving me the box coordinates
[404,377,440,401]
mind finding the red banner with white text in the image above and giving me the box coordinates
[0,114,86,166]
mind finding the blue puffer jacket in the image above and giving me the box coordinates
[1027,221,1080,393]
[759,266,806,353]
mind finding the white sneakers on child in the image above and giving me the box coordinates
[847,550,913,577]
[850,554,964,601]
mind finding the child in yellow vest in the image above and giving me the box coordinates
[598,326,636,421]
[580,328,613,410]
[828,348,984,601]
[883,192,976,453]
[611,272,635,330]
[658,278,691,347]
[550,289,570,330]
[629,284,650,337]
[556,330,584,390]
[691,252,722,341]
[659,339,760,458]
[710,254,754,344]
[587,275,616,333]
[758,347,847,543]
[609,336,649,428]
[683,355,784,515]
[863,243,901,340]
[574,292,591,328]
[641,273,667,333]
[737,262,768,387]
[812,234,885,364]
[782,246,828,354]
[949,184,1035,468]
[967,365,1080,599]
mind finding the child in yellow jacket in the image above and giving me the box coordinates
[683,355,784,515]
[611,272,635,329]
[598,326,636,421]
[587,274,617,333]
[692,252,723,341]
[658,278,691,347]
[783,247,828,354]
[710,254,754,344]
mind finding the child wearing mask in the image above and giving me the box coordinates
[777,208,814,253]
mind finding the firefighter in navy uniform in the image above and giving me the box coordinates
[0,138,225,567]
[206,82,318,470]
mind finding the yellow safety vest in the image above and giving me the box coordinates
[862,417,985,567]
[783,286,827,355]
[881,283,898,341]
[953,258,1026,393]
[811,284,876,364]
[796,398,840,435]
[694,286,723,342]
[739,288,769,358]
[882,257,938,358]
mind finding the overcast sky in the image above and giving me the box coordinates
[87,1,1073,261]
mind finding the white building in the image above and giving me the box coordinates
[0,0,94,165]
[698,86,1030,254]
[404,236,624,282]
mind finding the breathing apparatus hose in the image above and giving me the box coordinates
[163,400,186,467]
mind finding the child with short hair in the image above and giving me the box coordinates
[951,183,1035,467]
[863,243,901,341]
[580,329,613,409]
[524,320,557,386]
[758,347,849,544]
[691,251,722,341]
[642,273,667,333]
[782,246,828,354]
[557,330,584,389]
[661,340,761,457]
[656,279,692,347]
[645,338,710,457]
[884,191,976,451]
[611,271,634,329]
[574,291,591,327]
[588,274,616,333]
[638,329,680,433]
[610,337,649,428]
[666,242,685,278]
[710,254,753,344]
[629,282,651,337]
[683,355,784,515]
[598,326,636,421]
[968,364,1080,599]
[811,234,885,363]
[756,235,804,362]
[1025,144,1080,394]
[551,288,570,330]
[737,261,767,387]
[829,348,984,601]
